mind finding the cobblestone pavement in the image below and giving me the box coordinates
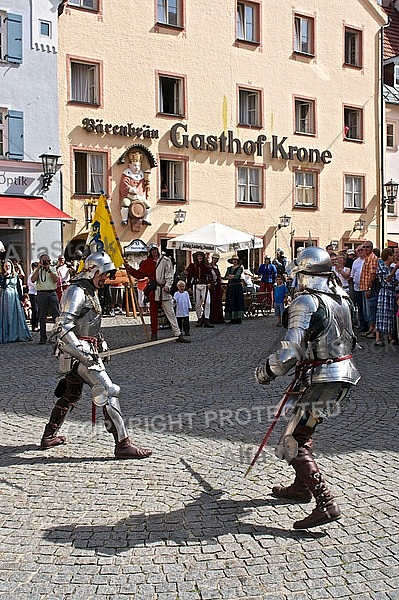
[0,313,398,600]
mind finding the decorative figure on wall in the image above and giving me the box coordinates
[119,151,151,231]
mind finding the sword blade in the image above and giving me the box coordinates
[101,336,176,358]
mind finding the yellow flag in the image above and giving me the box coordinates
[82,194,124,269]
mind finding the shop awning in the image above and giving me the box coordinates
[0,195,73,221]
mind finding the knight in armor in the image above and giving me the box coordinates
[255,246,360,529]
[40,251,152,460]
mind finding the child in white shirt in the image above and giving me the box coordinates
[173,280,192,336]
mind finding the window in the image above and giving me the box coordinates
[344,107,363,141]
[0,110,4,157]
[294,170,317,207]
[160,159,185,200]
[237,166,261,204]
[0,12,23,64]
[294,14,314,55]
[39,20,51,38]
[159,75,183,116]
[68,0,98,10]
[387,123,395,148]
[237,2,259,43]
[295,98,315,135]
[74,151,105,195]
[387,202,396,216]
[70,60,99,104]
[239,89,261,126]
[157,0,182,27]
[0,109,24,160]
[395,65,399,88]
[344,27,362,67]
[344,175,364,209]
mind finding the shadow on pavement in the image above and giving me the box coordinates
[43,459,326,553]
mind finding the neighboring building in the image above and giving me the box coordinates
[0,0,70,268]
[58,0,386,272]
[382,0,399,247]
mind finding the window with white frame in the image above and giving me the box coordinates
[74,151,105,195]
[70,60,99,104]
[344,107,363,141]
[295,98,315,135]
[387,202,396,216]
[395,65,399,88]
[39,20,51,38]
[0,12,5,60]
[68,0,98,10]
[239,89,261,126]
[237,2,259,43]
[344,27,362,67]
[387,123,395,148]
[294,170,317,207]
[237,166,261,204]
[159,75,183,116]
[294,14,314,55]
[160,159,185,200]
[157,0,182,27]
[344,175,364,209]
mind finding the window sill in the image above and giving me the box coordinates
[344,137,364,143]
[68,101,100,107]
[343,208,365,213]
[293,204,317,210]
[293,50,315,58]
[73,193,103,199]
[155,21,184,31]
[238,123,262,129]
[156,111,185,119]
[236,202,263,208]
[235,38,260,47]
[343,62,362,69]
[294,130,316,137]
[158,198,186,203]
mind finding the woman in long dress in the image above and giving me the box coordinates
[375,248,399,346]
[0,260,32,343]
[224,255,245,324]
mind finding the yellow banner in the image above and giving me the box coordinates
[83,194,124,269]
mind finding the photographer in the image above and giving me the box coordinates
[31,254,60,344]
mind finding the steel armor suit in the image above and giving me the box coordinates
[255,246,360,529]
[40,251,151,459]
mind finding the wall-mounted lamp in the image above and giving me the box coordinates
[330,240,339,251]
[278,214,291,229]
[83,199,98,228]
[174,208,186,225]
[353,217,366,232]
[383,179,399,208]
[39,152,60,192]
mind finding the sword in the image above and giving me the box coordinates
[244,372,304,478]
[100,336,176,359]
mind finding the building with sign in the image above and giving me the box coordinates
[0,0,71,268]
[58,0,386,272]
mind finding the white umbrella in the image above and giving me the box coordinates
[166,222,263,253]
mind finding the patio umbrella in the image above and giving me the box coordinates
[166,222,263,254]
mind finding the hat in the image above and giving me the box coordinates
[265,255,271,260]
[276,247,284,254]
[347,249,356,255]
[227,254,241,264]
[193,250,205,257]
[212,253,220,259]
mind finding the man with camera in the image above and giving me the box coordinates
[31,254,60,344]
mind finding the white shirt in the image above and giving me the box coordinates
[332,266,350,289]
[57,264,70,285]
[27,272,37,295]
[350,257,364,292]
[173,290,192,317]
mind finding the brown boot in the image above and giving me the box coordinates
[114,437,152,459]
[195,317,204,327]
[40,422,66,449]
[272,475,312,502]
[203,319,214,328]
[176,335,191,343]
[150,333,157,341]
[293,472,341,529]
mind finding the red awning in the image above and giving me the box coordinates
[0,195,73,221]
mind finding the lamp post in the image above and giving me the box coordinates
[39,152,60,192]
[274,214,291,256]
[173,208,186,225]
[382,179,399,247]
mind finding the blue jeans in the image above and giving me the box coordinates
[354,289,367,330]
[362,290,378,328]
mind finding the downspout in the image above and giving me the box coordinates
[381,24,386,248]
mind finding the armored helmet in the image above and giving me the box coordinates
[80,251,116,280]
[291,246,332,276]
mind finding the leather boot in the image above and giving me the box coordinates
[176,335,191,343]
[115,437,152,459]
[291,449,341,529]
[272,474,312,502]
[40,422,67,449]
[195,317,204,327]
[150,333,157,341]
[203,319,214,328]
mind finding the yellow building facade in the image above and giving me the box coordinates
[58,0,386,268]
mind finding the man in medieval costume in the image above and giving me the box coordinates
[255,246,360,529]
[40,250,152,459]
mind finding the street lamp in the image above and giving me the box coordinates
[83,199,97,228]
[353,217,366,232]
[330,240,339,251]
[174,208,186,225]
[39,152,60,192]
[383,179,399,207]
[275,214,291,256]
